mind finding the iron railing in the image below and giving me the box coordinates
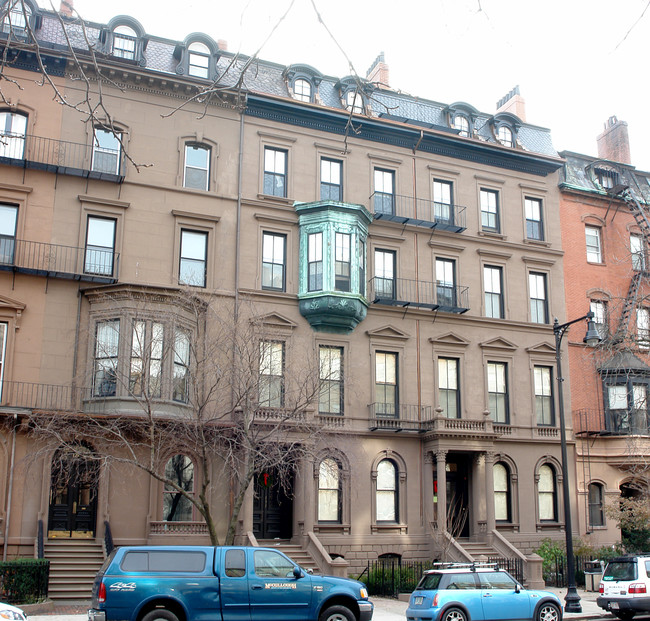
[0,132,123,181]
[574,407,650,436]
[0,237,119,283]
[370,193,467,233]
[368,276,469,313]
[369,403,432,432]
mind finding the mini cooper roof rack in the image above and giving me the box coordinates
[430,562,501,572]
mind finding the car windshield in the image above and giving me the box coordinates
[416,572,442,590]
[603,562,637,581]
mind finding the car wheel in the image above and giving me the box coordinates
[442,607,467,621]
[318,605,355,621]
[614,612,635,620]
[537,602,561,621]
[141,610,180,621]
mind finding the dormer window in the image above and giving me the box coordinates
[112,25,136,59]
[453,115,470,137]
[284,64,323,104]
[498,125,513,147]
[595,167,618,189]
[188,41,210,79]
[294,79,312,103]
[346,90,364,114]
[445,102,478,138]
[2,0,28,34]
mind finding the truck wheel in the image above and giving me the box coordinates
[614,612,635,620]
[318,605,355,621]
[141,610,180,621]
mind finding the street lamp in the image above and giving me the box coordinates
[553,311,601,613]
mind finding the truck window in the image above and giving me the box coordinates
[225,549,246,577]
[121,551,206,572]
[122,552,148,572]
[253,549,294,578]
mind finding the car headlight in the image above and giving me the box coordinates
[360,587,369,599]
[0,611,25,621]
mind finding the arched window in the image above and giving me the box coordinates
[163,455,194,521]
[376,459,398,522]
[293,79,312,103]
[188,41,210,79]
[318,457,341,522]
[346,90,364,114]
[453,114,470,137]
[588,482,604,527]
[493,462,511,522]
[0,111,27,159]
[538,464,557,521]
[498,125,514,147]
[112,25,136,59]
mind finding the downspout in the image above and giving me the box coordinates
[234,95,247,322]
[3,414,17,561]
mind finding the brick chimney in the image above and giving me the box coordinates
[366,52,389,88]
[495,85,526,122]
[59,0,73,17]
[217,39,228,52]
[597,116,631,164]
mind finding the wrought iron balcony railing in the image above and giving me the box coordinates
[0,237,119,283]
[370,192,466,233]
[574,407,650,436]
[0,132,124,182]
[368,402,433,432]
[368,276,469,313]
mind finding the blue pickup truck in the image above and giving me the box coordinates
[87,545,373,621]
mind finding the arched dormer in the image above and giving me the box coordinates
[489,112,522,148]
[283,64,323,104]
[444,102,479,138]
[174,33,220,80]
[335,76,374,115]
[100,16,148,66]
[1,0,41,40]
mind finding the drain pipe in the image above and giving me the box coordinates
[3,414,17,561]
[234,94,247,321]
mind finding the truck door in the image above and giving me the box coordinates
[219,549,251,621]
[248,549,312,621]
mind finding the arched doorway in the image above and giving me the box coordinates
[253,468,293,539]
[48,446,99,538]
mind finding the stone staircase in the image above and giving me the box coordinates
[257,539,321,574]
[458,540,505,562]
[44,540,105,601]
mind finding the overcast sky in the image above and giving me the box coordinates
[61,0,649,171]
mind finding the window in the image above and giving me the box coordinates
[0,322,7,399]
[263,147,287,197]
[534,366,554,425]
[453,114,470,137]
[319,346,343,415]
[480,189,499,232]
[376,459,397,522]
[605,381,650,434]
[487,361,508,423]
[112,25,136,59]
[484,266,503,319]
[595,168,617,189]
[345,90,364,113]
[130,320,163,398]
[374,249,396,299]
[538,464,557,521]
[525,198,544,241]
[334,232,350,292]
[497,125,513,147]
[529,272,548,324]
[84,216,116,276]
[0,204,18,264]
[438,357,459,418]
[358,239,366,297]
[318,457,341,522]
[435,258,456,308]
[93,320,120,397]
[262,232,286,291]
[631,234,645,271]
[375,352,397,417]
[585,226,602,263]
[254,549,294,578]
[225,549,246,578]
[320,158,342,201]
[293,78,312,103]
[173,329,190,403]
[588,482,605,527]
[637,308,650,350]
[163,455,194,521]
[2,0,30,35]
[184,144,210,190]
[494,462,511,521]
[433,180,453,225]
[590,300,608,339]
[259,340,284,408]
[188,41,210,78]
[92,128,121,175]
[179,230,207,287]
[308,232,323,292]
[0,111,27,159]
[374,168,395,215]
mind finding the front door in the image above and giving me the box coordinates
[253,469,293,539]
[445,455,470,538]
[48,448,98,538]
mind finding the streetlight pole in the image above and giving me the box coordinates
[553,311,601,614]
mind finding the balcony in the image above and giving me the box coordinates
[368,277,469,313]
[0,237,119,283]
[0,132,124,182]
[370,193,466,233]
[574,408,650,436]
[369,402,433,432]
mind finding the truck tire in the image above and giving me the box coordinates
[141,610,180,621]
[318,605,355,621]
